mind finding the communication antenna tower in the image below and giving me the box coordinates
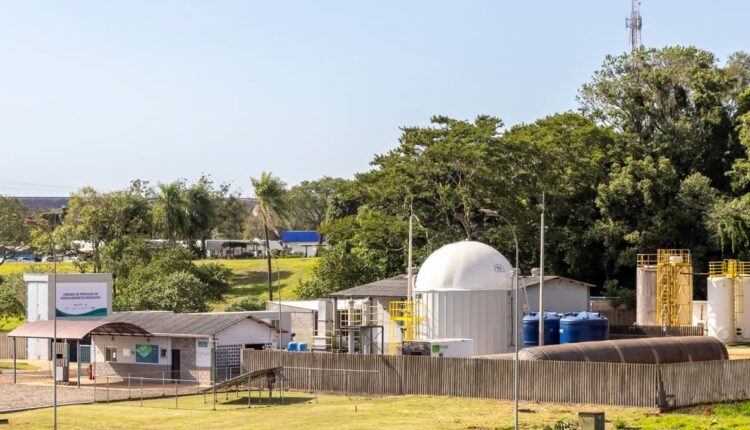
[625,0,643,52]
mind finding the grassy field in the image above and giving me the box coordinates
[0,360,38,370]
[0,262,79,276]
[202,258,317,310]
[4,391,750,429]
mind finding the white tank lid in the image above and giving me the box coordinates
[415,240,513,292]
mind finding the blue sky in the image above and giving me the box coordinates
[1,1,748,197]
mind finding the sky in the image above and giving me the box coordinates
[1,1,749,197]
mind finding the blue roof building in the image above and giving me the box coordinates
[281,231,321,244]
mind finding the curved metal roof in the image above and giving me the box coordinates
[8,320,150,340]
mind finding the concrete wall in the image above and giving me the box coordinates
[266,302,317,345]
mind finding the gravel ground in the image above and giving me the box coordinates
[0,374,203,412]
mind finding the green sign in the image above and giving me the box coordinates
[135,344,159,363]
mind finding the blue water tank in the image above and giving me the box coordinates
[298,342,308,352]
[287,342,298,352]
[522,312,561,347]
[559,312,609,344]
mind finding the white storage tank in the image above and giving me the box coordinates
[707,276,733,342]
[737,277,750,342]
[415,241,514,356]
[636,264,657,325]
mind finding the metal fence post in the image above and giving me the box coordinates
[247,377,251,408]
[175,380,178,409]
[128,373,131,399]
[308,368,312,393]
[162,371,166,397]
[106,376,109,404]
[140,378,144,407]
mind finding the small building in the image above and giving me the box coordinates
[265,300,319,345]
[94,311,290,383]
[281,231,322,257]
[318,275,410,354]
[24,273,113,361]
[519,275,594,314]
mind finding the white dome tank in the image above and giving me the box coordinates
[416,241,515,355]
[415,241,513,292]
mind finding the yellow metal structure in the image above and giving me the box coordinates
[313,304,384,353]
[655,249,693,327]
[708,259,750,336]
[387,300,425,355]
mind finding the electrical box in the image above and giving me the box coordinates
[578,412,604,430]
[54,353,69,383]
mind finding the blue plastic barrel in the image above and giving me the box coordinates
[559,312,609,344]
[522,311,561,347]
[298,342,308,352]
[287,342,298,352]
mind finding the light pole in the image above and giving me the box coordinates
[481,209,520,430]
[27,212,60,430]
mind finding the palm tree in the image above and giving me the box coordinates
[185,183,217,257]
[251,172,288,302]
[156,182,187,242]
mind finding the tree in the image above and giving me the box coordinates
[0,196,31,265]
[286,177,347,231]
[0,273,25,321]
[155,181,187,242]
[295,244,381,299]
[46,184,152,272]
[214,192,249,239]
[251,172,288,302]
[184,179,218,257]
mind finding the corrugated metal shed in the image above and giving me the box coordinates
[328,274,408,299]
[102,311,287,337]
[281,231,321,244]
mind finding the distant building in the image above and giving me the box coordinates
[280,231,322,257]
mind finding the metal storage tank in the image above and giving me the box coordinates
[707,276,733,342]
[522,312,560,347]
[416,241,514,355]
[739,277,750,341]
[516,336,727,364]
[559,312,608,344]
[636,255,657,325]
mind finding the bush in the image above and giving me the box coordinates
[0,273,25,321]
[193,263,231,300]
[226,297,266,311]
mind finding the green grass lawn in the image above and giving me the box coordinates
[202,258,317,310]
[0,360,39,371]
[5,391,750,429]
[0,262,79,277]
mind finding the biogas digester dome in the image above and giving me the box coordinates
[416,241,514,356]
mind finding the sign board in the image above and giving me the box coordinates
[55,282,109,318]
[135,345,159,363]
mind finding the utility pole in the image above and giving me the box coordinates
[407,206,414,302]
[538,193,545,346]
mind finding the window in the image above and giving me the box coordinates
[105,347,118,362]
[198,341,208,348]
[270,319,279,328]
[160,349,167,358]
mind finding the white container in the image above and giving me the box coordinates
[707,277,733,342]
[402,338,475,358]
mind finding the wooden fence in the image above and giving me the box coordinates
[609,324,704,339]
[0,333,27,360]
[244,350,657,407]
[598,309,636,325]
[243,350,750,410]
